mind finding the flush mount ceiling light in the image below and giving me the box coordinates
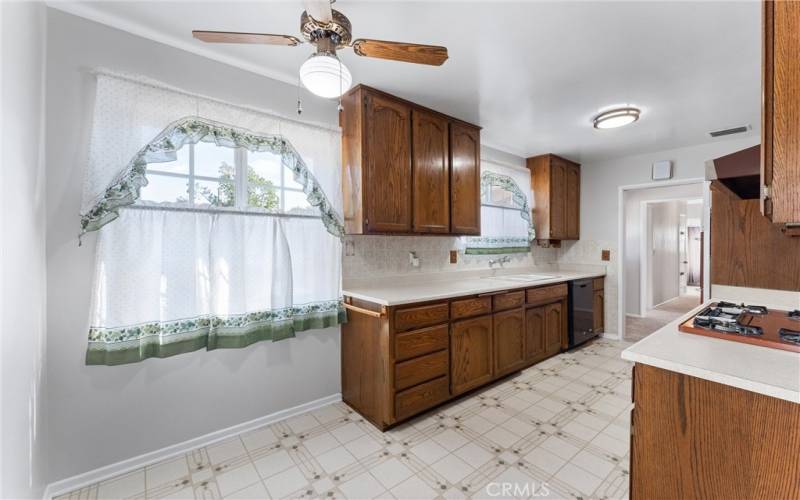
[593,107,641,129]
[192,0,448,100]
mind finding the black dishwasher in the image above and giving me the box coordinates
[568,279,597,348]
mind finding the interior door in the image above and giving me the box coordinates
[364,93,412,233]
[412,109,450,233]
[525,306,547,363]
[545,301,564,356]
[450,122,481,235]
[493,308,525,377]
[451,315,493,395]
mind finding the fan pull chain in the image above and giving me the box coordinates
[296,79,303,115]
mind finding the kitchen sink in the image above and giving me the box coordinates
[483,273,561,282]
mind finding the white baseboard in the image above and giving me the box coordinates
[43,393,342,499]
[600,331,621,340]
[625,313,645,319]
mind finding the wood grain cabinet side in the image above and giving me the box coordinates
[450,315,493,395]
[762,0,800,226]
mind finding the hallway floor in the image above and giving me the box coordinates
[56,340,633,500]
[624,291,701,342]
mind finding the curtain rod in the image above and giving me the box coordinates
[91,69,341,134]
[124,205,322,220]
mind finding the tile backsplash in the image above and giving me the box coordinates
[342,235,558,279]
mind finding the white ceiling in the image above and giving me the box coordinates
[51,1,761,162]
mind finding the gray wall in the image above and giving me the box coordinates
[45,9,341,482]
[1,2,49,498]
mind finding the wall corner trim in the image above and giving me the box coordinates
[42,393,343,499]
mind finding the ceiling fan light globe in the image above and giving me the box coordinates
[299,53,352,99]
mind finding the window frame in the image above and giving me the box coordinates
[142,143,310,213]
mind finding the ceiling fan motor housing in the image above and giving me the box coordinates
[300,9,352,50]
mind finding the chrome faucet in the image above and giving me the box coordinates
[488,255,511,268]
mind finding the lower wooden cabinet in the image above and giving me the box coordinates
[525,306,547,363]
[450,315,493,395]
[341,280,595,429]
[545,301,565,355]
[493,308,526,377]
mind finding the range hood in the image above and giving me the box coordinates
[704,145,760,199]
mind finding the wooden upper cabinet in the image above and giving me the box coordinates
[527,154,581,242]
[762,0,800,226]
[412,109,450,233]
[364,92,412,232]
[341,85,481,235]
[450,315,493,395]
[450,122,481,235]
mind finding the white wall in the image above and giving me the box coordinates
[647,200,684,307]
[623,183,702,315]
[1,2,49,498]
[45,9,341,483]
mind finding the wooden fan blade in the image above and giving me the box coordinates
[192,31,301,46]
[351,39,448,66]
[303,0,332,23]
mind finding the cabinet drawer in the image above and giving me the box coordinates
[451,296,492,320]
[395,350,449,391]
[593,277,605,291]
[492,291,525,311]
[395,324,449,362]
[395,376,449,421]
[526,284,568,305]
[394,302,449,332]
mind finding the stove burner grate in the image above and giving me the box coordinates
[780,328,800,345]
[788,310,800,321]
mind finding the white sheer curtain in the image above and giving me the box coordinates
[82,72,344,365]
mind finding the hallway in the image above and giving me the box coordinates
[624,290,701,342]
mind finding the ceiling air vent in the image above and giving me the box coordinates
[709,125,750,138]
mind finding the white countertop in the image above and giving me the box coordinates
[342,268,605,306]
[622,301,800,404]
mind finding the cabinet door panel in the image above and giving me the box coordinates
[412,110,450,233]
[593,290,605,334]
[545,301,564,355]
[525,306,547,363]
[493,308,525,376]
[450,123,481,234]
[451,315,493,395]
[566,164,580,239]
[549,161,566,239]
[364,93,412,232]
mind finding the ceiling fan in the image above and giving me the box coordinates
[192,0,449,99]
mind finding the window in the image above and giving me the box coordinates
[139,142,314,215]
[464,168,535,255]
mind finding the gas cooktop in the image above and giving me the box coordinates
[679,301,800,353]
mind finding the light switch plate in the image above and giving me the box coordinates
[449,250,458,264]
[601,249,610,261]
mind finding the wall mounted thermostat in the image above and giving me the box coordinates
[652,160,672,180]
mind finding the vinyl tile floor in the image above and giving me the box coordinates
[56,339,633,500]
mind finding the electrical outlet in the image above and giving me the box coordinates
[449,250,458,264]
[601,249,610,261]
[344,240,355,257]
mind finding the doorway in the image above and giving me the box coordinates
[618,179,709,341]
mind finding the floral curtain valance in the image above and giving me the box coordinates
[464,170,536,255]
[80,71,343,239]
[80,116,345,239]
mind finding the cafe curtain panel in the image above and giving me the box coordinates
[82,72,345,365]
